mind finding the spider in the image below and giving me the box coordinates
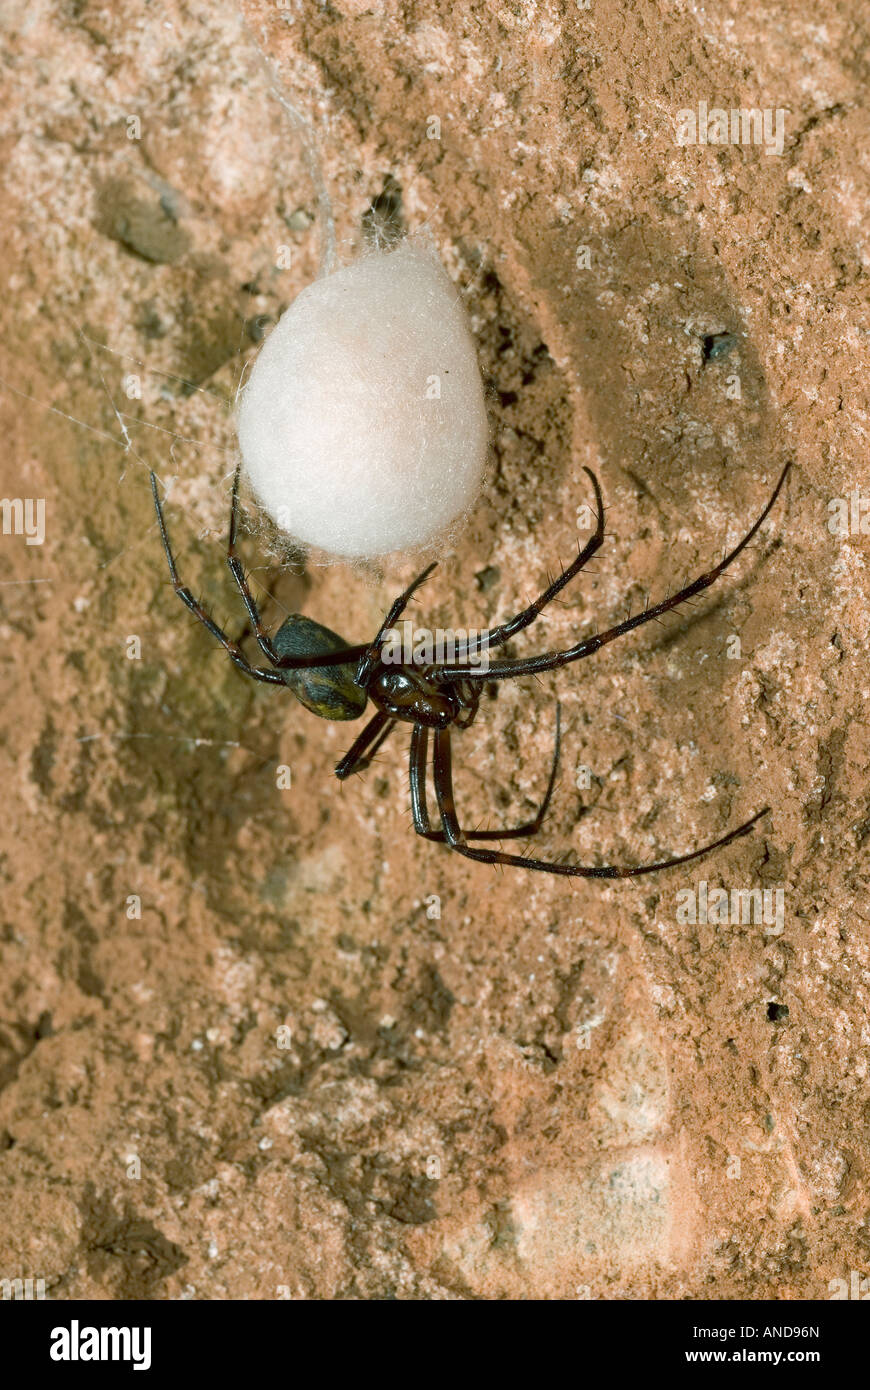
[150,461,790,879]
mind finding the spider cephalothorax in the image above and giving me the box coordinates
[364,665,471,732]
[151,461,790,880]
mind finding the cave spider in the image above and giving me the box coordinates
[151,461,789,879]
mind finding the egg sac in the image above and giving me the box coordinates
[237,238,489,558]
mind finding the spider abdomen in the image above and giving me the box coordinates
[272,616,367,721]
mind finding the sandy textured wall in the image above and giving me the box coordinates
[0,0,868,1298]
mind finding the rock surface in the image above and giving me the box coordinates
[0,0,868,1299]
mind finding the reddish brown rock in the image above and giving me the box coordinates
[0,0,868,1299]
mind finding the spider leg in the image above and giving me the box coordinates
[225,462,284,664]
[335,711,396,780]
[223,464,369,671]
[356,561,439,684]
[409,706,561,842]
[150,471,286,685]
[431,726,768,878]
[452,467,605,664]
[437,462,791,683]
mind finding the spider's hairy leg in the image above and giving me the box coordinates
[222,464,369,672]
[430,726,769,878]
[356,561,439,684]
[335,710,396,780]
[149,471,286,685]
[441,461,791,682]
[225,461,283,664]
[451,467,606,664]
[409,706,562,842]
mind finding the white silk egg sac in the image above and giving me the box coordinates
[236,238,489,559]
